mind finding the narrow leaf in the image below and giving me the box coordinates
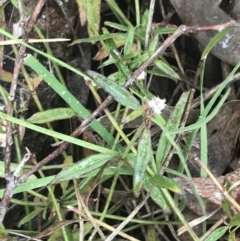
[51,153,116,184]
[27,108,76,124]
[0,111,116,154]
[86,0,101,41]
[34,220,78,239]
[148,34,159,53]
[18,209,42,227]
[86,70,140,110]
[104,21,129,31]
[121,108,142,124]
[149,174,182,193]
[143,173,171,212]
[133,129,151,197]
[204,226,228,241]
[141,10,149,27]
[124,28,135,55]
[201,27,232,59]
[230,212,240,226]
[156,91,190,169]
[154,59,180,82]
[70,33,120,45]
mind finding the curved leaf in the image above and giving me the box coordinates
[86,70,140,110]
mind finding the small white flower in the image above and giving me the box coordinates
[148,96,166,115]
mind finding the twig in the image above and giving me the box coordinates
[18,141,68,182]
[72,181,106,240]
[0,0,47,224]
[25,0,47,35]
[13,152,31,177]
[4,0,26,175]
[105,190,151,241]
[68,205,140,241]
[144,0,155,50]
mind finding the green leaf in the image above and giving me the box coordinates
[51,153,117,184]
[141,10,149,27]
[229,232,237,241]
[102,27,120,51]
[147,69,178,79]
[70,33,121,45]
[122,50,140,60]
[143,173,171,212]
[222,194,232,218]
[133,129,151,197]
[100,58,118,68]
[201,27,233,59]
[109,49,132,81]
[147,225,158,241]
[154,58,180,82]
[103,0,132,27]
[124,27,135,55]
[149,174,182,193]
[121,108,142,125]
[152,27,177,35]
[0,111,116,155]
[148,34,159,53]
[86,70,140,110]
[204,226,228,241]
[156,91,190,169]
[18,208,42,227]
[10,0,18,8]
[0,224,7,237]
[230,212,240,226]
[87,0,101,38]
[169,87,231,134]
[130,52,149,69]
[27,108,76,124]
[104,21,129,31]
